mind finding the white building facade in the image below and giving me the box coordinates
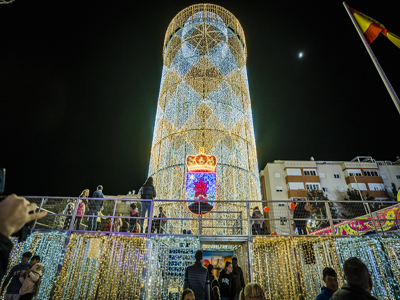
[259,156,400,234]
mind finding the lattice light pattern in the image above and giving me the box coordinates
[149,4,261,203]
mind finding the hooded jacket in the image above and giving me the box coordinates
[19,263,43,295]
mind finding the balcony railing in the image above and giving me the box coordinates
[22,196,400,238]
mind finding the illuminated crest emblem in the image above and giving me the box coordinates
[186,148,217,215]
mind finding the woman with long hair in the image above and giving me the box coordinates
[218,261,237,300]
[239,283,265,300]
[137,177,156,233]
[74,189,89,230]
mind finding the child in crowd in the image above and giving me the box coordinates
[130,203,138,233]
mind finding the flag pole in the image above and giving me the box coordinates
[343,2,400,115]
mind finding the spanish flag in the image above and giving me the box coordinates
[348,6,400,49]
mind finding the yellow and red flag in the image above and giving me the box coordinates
[348,6,400,48]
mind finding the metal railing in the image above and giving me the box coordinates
[22,196,400,238]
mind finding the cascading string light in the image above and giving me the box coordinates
[53,234,147,300]
[149,4,261,204]
[335,236,400,300]
[146,237,198,300]
[1,232,67,300]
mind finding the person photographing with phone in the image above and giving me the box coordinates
[0,194,47,280]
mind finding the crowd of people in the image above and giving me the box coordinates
[0,182,381,300]
[182,250,378,300]
[57,177,168,233]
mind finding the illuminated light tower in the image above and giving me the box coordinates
[148,4,261,232]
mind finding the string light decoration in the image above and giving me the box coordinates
[145,237,198,300]
[335,237,400,300]
[381,237,400,290]
[252,237,300,300]
[148,4,261,212]
[1,237,24,300]
[292,237,343,300]
[1,232,67,300]
[53,234,147,300]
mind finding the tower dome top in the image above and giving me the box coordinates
[163,3,246,59]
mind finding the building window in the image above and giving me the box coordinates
[396,174,400,179]
[334,173,340,178]
[322,187,329,193]
[337,186,345,192]
[304,169,317,176]
[276,186,283,192]
[289,182,305,190]
[349,183,367,191]
[363,170,379,176]
[368,183,385,191]
[306,183,321,191]
[287,168,302,176]
[278,203,285,207]
[348,171,362,176]
[274,172,281,178]
[280,217,287,225]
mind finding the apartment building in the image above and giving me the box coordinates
[259,156,400,234]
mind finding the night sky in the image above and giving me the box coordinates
[1,0,399,197]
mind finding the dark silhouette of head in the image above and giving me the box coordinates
[195,250,203,261]
[144,177,154,186]
[343,257,371,291]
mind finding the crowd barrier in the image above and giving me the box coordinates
[22,197,400,237]
[1,197,400,299]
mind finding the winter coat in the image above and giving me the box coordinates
[252,209,263,225]
[232,265,245,295]
[184,261,210,300]
[138,185,156,199]
[1,262,30,294]
[331,284,378,300]
[113,218,122,232]
[19,263,43,295]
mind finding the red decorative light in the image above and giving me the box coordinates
[290,203,296,210]
[263,206,270,213]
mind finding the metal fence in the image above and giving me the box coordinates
[24,197,400,238]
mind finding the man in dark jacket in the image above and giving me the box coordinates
[88,185,104,231]
[1,252,32,299]
[184,250,210,300]
[331,257,377,300]
[232,257,245,298]
[316,267,338,300]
